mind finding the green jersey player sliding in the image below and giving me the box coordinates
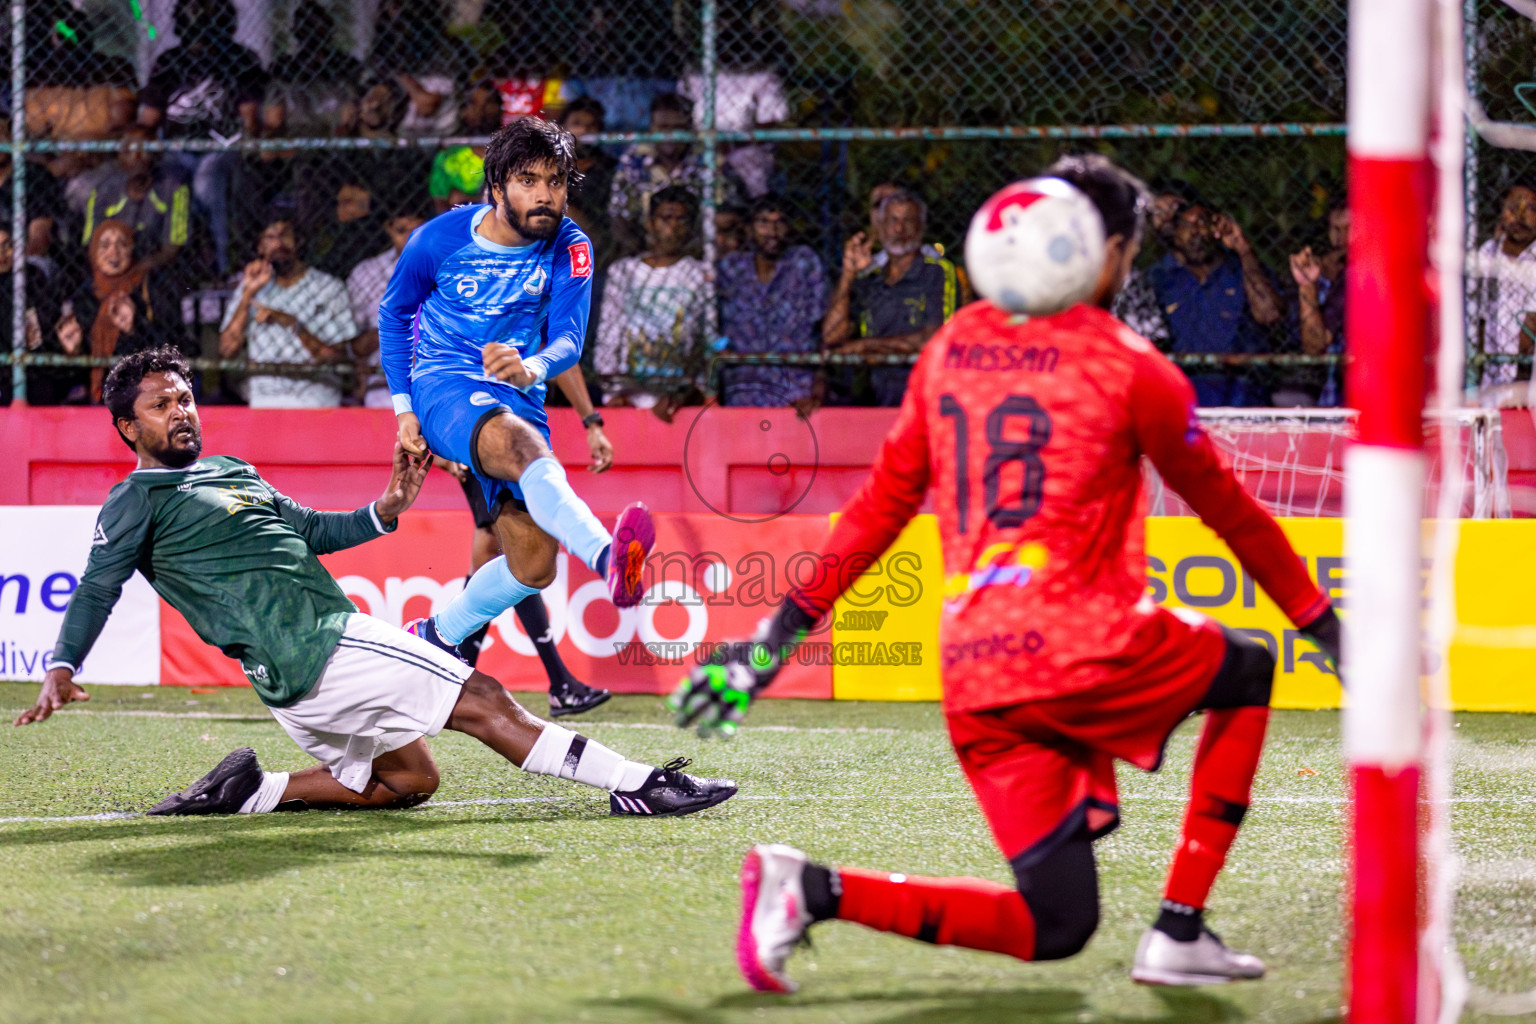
[15,348,736,820]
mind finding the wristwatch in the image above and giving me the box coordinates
[582,411,605,429]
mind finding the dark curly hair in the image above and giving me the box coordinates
[1044,154,1150,244]
[482,117,582,198]
[103,347,192,451]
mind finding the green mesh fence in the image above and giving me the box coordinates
[0,0,1453,409]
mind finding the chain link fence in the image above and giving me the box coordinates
[1464,0,1536,402]
[0,0,1437,411]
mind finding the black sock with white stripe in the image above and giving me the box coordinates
[513,594,578,690]
[520,723,654,793]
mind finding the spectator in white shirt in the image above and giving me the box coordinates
[679,62,788,198]
[1469,182,1536,394]
[350,210,427,408]
[594,185,709,421]
[219,217,358,408]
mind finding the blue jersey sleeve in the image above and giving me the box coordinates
[377,219,449,406]
[523,221,593,384]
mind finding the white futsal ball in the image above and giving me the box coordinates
[964,177,1106,316]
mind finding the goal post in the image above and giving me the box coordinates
[1346,1,1433,1022]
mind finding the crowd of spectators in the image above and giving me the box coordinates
[0,0,1527,415]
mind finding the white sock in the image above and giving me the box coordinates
[238,771,290,814]
[520,724,655,793]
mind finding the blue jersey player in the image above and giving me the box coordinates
[378,118,655,663]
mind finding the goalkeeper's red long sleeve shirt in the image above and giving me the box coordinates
[792,302,1331,714]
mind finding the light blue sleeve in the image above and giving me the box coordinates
[377,220,448,404]
[523,221,594,385]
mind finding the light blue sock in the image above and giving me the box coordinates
[518,456,612,573]
[435,557,539,644]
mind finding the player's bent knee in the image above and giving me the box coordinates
[1027,896,1099,961]
[505,550,557,590]
[405,772,440,797]
[379,776,437,808]
[447,672,505,730]
[1011,829,1101,961]
[1200,626,1277,710]
[390,791,434,809]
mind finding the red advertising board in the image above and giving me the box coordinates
[158,511,834,698]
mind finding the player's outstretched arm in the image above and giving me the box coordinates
[374,442,431,524]
[23,487,153,725]
[552,365,613,473]
[14,667,90,726]
[668,601,819,739]
[1131,351,1340,671]
[269,445,426,555]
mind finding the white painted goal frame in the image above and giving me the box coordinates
[1142,407,1509,521]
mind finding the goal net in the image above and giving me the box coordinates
[1142,407,1511,519]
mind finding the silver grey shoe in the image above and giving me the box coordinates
[1130,927,1266,986]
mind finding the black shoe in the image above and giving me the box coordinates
[147,747,263,816]
[609,757,737,817]
[406,616,476,665]
[549,678,612,718]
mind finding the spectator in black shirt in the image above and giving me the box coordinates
[824,189,960,406]
[0,227,65,405]
[0,119,67,288]
[559,97,618,265]
[55,220,189,404]
[138,0,268,276]
[369,0,477,137]
[308,177,385,280]
[263,1,364,139]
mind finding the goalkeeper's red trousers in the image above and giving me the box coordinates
[829,704,1269,960]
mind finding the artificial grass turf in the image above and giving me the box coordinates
[1,681,1534,1024]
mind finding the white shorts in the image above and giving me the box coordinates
[269,613,473,793]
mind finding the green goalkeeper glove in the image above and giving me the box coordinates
[667,658,762,740]
[667,601,816,739]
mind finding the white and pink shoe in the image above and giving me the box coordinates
[605,502,655,608]
[738,843,814,993]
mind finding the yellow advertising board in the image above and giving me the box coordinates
[829,515,945,702]
[1446,520,1536,711]
[1148,517,1342,709]
[831,514,1536,712]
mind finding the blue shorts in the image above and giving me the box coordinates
[412,373,550,520]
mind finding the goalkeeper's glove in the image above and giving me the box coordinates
[1300,606,1342,680]
[668,600,816,739]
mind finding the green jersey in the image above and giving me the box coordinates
[51,455,393,707]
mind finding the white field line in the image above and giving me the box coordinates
[0,796,571,825]
[0,811,139,824]
[3,709,272,721]
[5,792,1536,827]
[2,709,906,734]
